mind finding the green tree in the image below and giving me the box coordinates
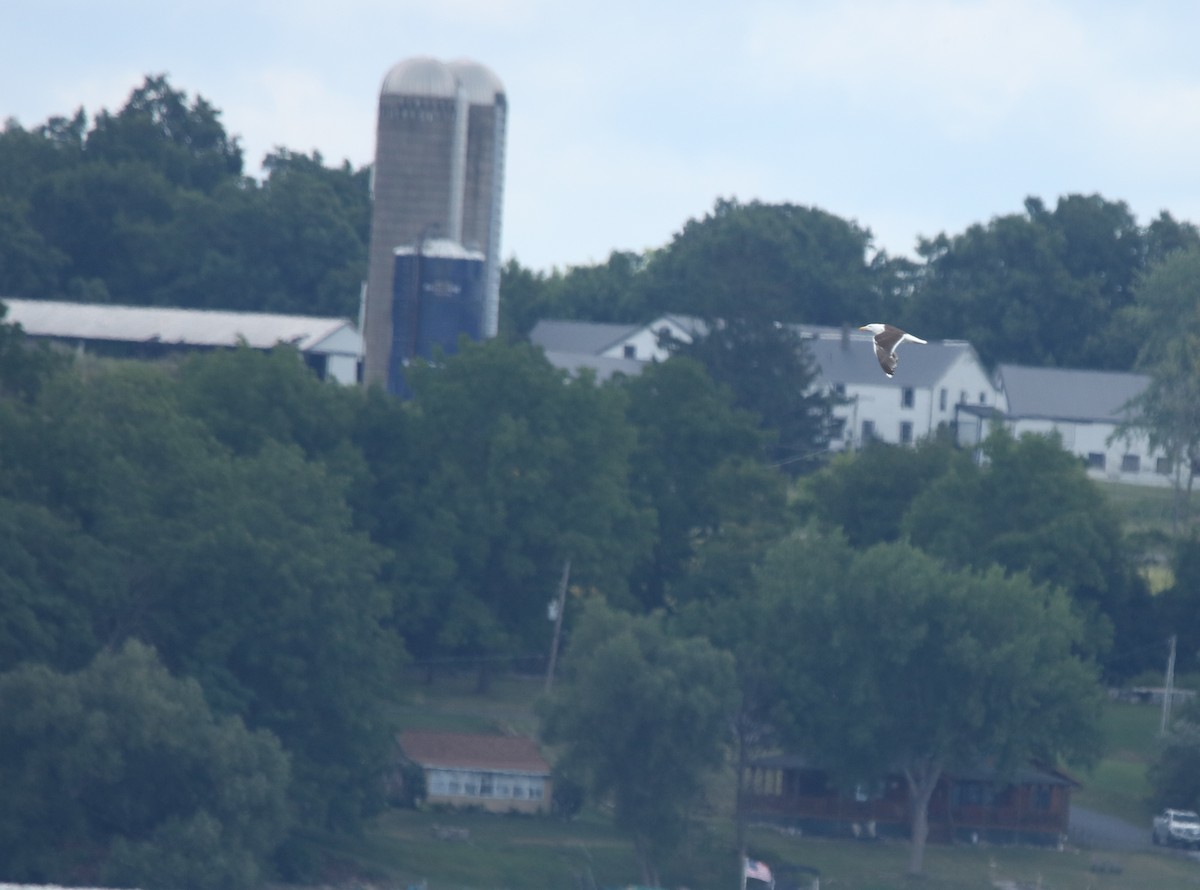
[620,355,779,609]
[85,74,243,192]
[804,435,959,546]
[670,317,842,473]
[539,600,736,886]
[1,359,399,830]
[758,534,1102,876]
[1116,247,1200,528]
[0,641,290,889]
[905,194,1199,369]
[902,429,1147,672]
[398,339,649,681]
[640,197,899,325]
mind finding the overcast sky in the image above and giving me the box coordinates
[4,0,1200,272]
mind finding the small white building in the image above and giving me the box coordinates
[997,364,1167,487]
[1,298,362,385]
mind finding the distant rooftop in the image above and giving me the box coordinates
[398,730,549,775]
[999,363,1150,423]
[1,298,358,354]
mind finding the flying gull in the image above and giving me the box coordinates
[859,324,927,378]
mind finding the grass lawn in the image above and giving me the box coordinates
[312,674,1200,890]
[1071,700,1162,825]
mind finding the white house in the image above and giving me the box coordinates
[997,364,1167,487]
[397,730,552,814]
[530,317,1002,449]
[798,327,1000,450]
[1,298,362,385]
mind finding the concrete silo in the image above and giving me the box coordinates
[362,57,507,391]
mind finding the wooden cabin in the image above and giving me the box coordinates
[742,754,1076,846]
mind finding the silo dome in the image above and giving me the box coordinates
[446,60,505,105]
[381,57,457,98]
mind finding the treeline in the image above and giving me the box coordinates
[4,76,1200,376]
[0,75,369,317]
[502,196,1200,371]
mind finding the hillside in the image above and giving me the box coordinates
[300,669,1200,890]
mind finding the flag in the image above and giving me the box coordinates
[744,857,773,884]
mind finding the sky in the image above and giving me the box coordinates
[4,0,1200,273]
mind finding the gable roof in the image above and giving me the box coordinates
[398,730,550,775]
[529,319,642,356]
[999,364,1149,424]
[1,298,359,356]
[801,330,975,389]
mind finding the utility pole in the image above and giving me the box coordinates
[1162,634,1178,735]
[544,558,571,692]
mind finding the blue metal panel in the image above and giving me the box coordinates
[388,240,485,396]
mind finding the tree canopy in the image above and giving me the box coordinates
[539,600,736,887]
[757,533,1102,875]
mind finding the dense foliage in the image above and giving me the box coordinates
[0,76,369,316]
[2,72,1195,886]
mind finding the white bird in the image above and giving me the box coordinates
[859,323,927,378]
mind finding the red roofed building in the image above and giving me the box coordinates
[397,730,553,813]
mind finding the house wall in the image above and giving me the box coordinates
[742,764,1069,846]
[837,353,1002,450]
[423,766,551,813]
[600,319,690,362]
[1008,419,1171,488]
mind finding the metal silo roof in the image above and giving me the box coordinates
[380,56,457,98]
[446,59,505,104]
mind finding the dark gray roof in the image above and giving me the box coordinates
[529,319,642,355]
[803,331,973,389]
[999,364,1150,423]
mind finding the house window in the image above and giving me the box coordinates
[1158,457,1173,475]
[901,387,915,408]
[900,421,914,445]
[862,419,875,442]
[623,344,636,359]
[979,392,987,405]
[1122,454,1141,473]
[960,390,968,405]
[939,388,947,411]
[1086,452,1106,470]
[833,382,846,396]
[480,774,494,797]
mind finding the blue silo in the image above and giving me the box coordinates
[387,237,486,396]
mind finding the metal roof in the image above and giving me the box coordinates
[381,57,504,104]
[380,56,458,99]
[398,730,549,775]
[801,329,972,389]
[1,298,359,355]
[999,363,1149,423]
[529,319,643,356]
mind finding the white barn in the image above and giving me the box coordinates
[1,298,362,385]
[997,364,1167,487]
